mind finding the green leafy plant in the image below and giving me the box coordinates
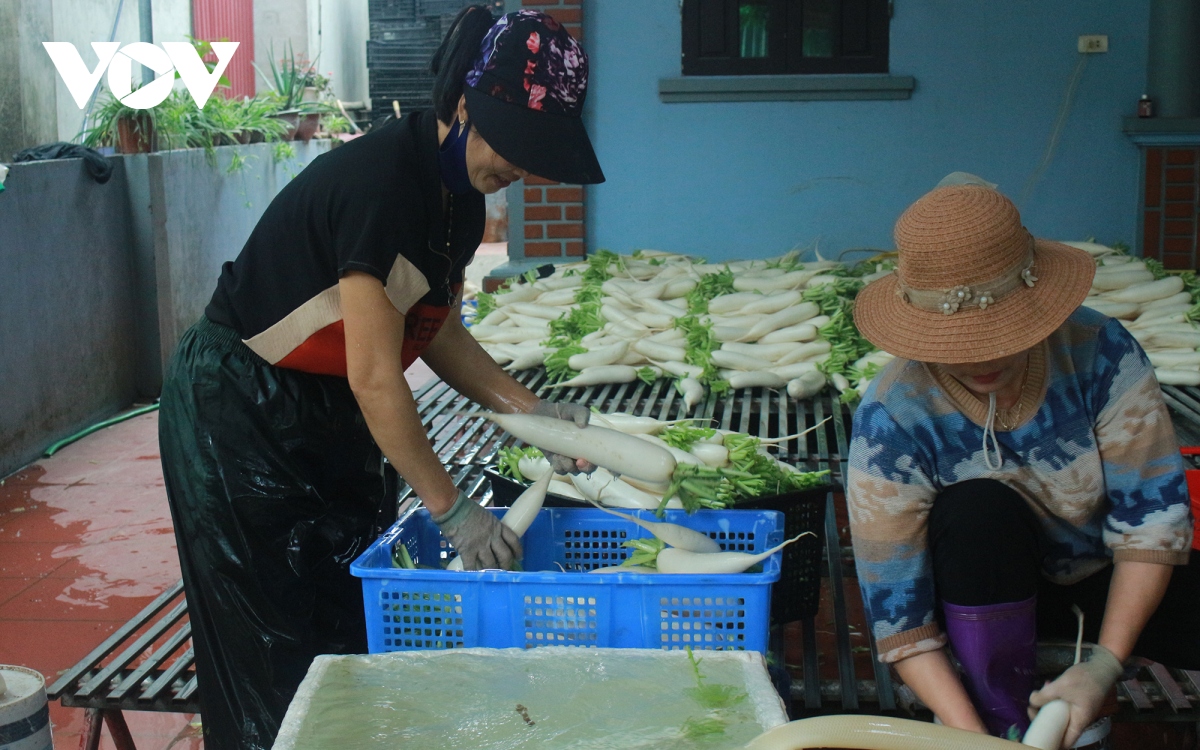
[252,41,319,111]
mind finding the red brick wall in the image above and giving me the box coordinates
[1143,147,1199,270]
[519,0,586,259]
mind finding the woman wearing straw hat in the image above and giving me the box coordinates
[158,7,602,748]
[847,184,1199,746]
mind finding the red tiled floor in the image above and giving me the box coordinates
[0,411,198,749]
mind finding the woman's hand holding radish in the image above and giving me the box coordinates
[1026,644,1122,748]
[530,399,595,473]
[431,490,522,570]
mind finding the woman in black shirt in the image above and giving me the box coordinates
[158,8,603,749]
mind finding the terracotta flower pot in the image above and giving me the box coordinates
[294,112,320,142]
[272,112,300,141]
[116,114,155,154]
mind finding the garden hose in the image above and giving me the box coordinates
[43,402,160,457]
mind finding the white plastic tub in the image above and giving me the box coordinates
[273,647,788,749]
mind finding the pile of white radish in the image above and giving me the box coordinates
[1070,241,1200,387]
[490,411,830,515]
[466,249,893,407]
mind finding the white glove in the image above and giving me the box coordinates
[432,491,522,570]
[1028,643,1123,748]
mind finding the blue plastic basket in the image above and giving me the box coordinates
[351,507,785,654]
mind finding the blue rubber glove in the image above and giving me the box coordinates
[431,491,522,570]
[530,400,592,474]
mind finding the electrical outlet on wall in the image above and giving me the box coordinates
[1078,35,1108,53]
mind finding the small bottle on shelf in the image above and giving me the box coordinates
[1138,94,1154,118]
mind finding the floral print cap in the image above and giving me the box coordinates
[466,10,588,117]
[461,9,603,184]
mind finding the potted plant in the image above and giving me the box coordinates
[253,42,321,140]
[82,95,156,153]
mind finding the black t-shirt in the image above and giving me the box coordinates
[205,109,484,376]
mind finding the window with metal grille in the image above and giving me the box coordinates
[682,0,890,76]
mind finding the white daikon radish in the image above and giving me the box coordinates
[487,344,517,364]
[481,412,678,483]
[1131,305,1192,326]
[677,377,706,411]
[740,290,803,315]
[712,325,753,342]
[535,287,582,307]
[509,302,569,319]
[589,412,698,435]
[743,305,823,341]
[805,274,843,287]
[600,304,647,329]
[656,360,706,379]
[1102,275,1184,303]
[478,309,509,326]
[787,371,828,400]
[645,327,686,344]
[532,274,583,291]
[633,339,687,362]
[733,269,824,292]
[567,342,628,371]
[771,361,820,380]
[504,347,549,371]
[492,285,540,305]
[690,443,730,468]
[1021,700,1071,750]
[1092,269,1154,290]
[758,323,819,344]
[503,312,553,329]
[721,342,807,361]
[662,277,697,299]
[711,349,773,370]
[548,365,641,388]
[635,434,704,466]
[634,312,675,329]
[831,372,851,393]
[1061,240,1116,256]
[1155,368,1200,386]
[774,340,832,365]
[640,297,688,318]
[471,326,549,344]
[708,291,765,314]
[447,472,554,570]
[1142,291,1191,310]
[500,471,554,537]
[517,455,552,481]
[1094,259,1146,274]
[1082,300,1140,319]
[585,500,721,553]
[655,532,810,574]
[726,371,788,389]
[744,715,1020,750]
[1149,331,1200,349]
[1147,351,1200,368]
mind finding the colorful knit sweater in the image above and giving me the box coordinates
[847,308,1193,664]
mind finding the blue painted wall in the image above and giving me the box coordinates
[584,1,1149,262]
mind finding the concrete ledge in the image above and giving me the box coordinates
[658,74,915,103]
[1123,117,1200,146]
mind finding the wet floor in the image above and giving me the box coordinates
[0,411,202,749]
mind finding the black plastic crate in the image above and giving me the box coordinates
[486,469,831,625]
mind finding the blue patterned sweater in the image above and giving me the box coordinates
[847,308,1193,663]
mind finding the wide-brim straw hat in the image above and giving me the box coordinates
[854,185,1096,364]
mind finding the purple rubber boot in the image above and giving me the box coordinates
[942,596,1038,739]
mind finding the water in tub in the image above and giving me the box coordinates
[279,648,785,749]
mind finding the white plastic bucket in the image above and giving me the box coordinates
[0,666,53,750]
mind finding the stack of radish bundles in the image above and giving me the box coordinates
[426,410,826,575]
[468,244,1200,399]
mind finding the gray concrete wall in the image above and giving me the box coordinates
[0,139,330,478]
[0,157,138,477]
[307,0,370,104]
[149,140,330,372]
